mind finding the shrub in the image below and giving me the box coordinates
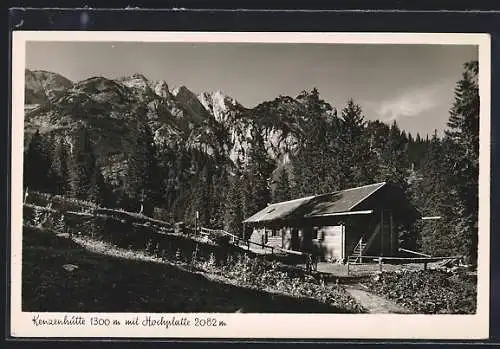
[25,191,98,213]
[212,254,365,313]
[32,206,46,227]
[364,269,477,314]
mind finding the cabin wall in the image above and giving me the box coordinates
[317,225,344,262]
[341,215,373,257]
[362,209,398,257]
[282,227,300,250]
[247,208,403,261]
[249,227,266,246]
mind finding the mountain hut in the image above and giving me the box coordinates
[242,182,420,263]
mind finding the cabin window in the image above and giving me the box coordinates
[317,229,324,241]
[312,227,324,241]
[312,227,318,240]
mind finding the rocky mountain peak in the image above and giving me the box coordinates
[198,90,241,124]
[117,73,151,92]
[25,69,74,105]
[152,80,170,98]
[23,69,301,182]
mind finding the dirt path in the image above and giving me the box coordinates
[343,284,412,314]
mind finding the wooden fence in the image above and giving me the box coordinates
[349,255,464,273]
[199,227,316,272]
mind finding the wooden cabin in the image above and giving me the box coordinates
[243,182,420,263]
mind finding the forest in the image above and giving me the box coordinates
[23,60,480,265]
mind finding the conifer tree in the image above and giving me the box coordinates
[378,121,411,191]
[125,121,162,215]
[210,169,229,229]
[444,60,480,264]
[224,175,244,236]
[50,137,71,195]
[186,172,211,228]
[339,99,377,188]
[273,167,292,203]
[291,88,341,196]
[412,132,456,256]
[23,130,54,193]
[69,125,105,204]
[445,61,479,220]
[243,127,275,216]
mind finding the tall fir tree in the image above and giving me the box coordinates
[292,88,341,196]
[444,60,480,264]
[23,130,54,193]
[125,121,162,215]
[50,137,71,195]
[224,175,244,236]
[186,169,211,228]
[411,132,457,256]
[243,126,275,216]
[378,121,411,191]
[339,99,377,188]
[273,167,292,203]
[68,125,106,204]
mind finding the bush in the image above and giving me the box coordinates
[25,191,98,213]
[212,256,365,313]
[23,204,62,229]
[364,269,477,314]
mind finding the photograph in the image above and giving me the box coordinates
[10,31,490,339]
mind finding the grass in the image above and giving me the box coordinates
[22,226,362,313]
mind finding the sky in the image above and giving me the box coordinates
[25,41,478,137]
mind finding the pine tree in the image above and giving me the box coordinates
[23,130,54,193]
[243,127,275,216]
[412,132,456,256]
[210,169,229,229]
[125,121,162,215]
[186,174,210,228]
[444,60,480,264]
[378,121,410,191]
[291,88,341,196]
[69,125,105,204]
[50,137,71,195]
[445,61,479,218]
[339,99,377,188]
[273,167,292,202]
[224,175,244,236]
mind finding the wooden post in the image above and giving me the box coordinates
[194,211,199,237]
[347,261,350,276]
[341,224,345,261]
[424,262,428,271]
[379,257,383,272]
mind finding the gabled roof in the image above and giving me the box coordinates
[243,195,316,224]
[243,182,387,224]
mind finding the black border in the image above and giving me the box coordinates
[5,4,500,346]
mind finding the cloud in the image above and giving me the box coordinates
[374,83,445,122]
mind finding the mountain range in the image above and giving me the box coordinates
[24,69,308,178]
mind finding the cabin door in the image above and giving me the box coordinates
[290,228,299,250]
[379,210,395,256]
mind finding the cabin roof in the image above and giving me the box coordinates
[243,182,415,224]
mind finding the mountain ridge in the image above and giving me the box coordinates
[23,69,305,179]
